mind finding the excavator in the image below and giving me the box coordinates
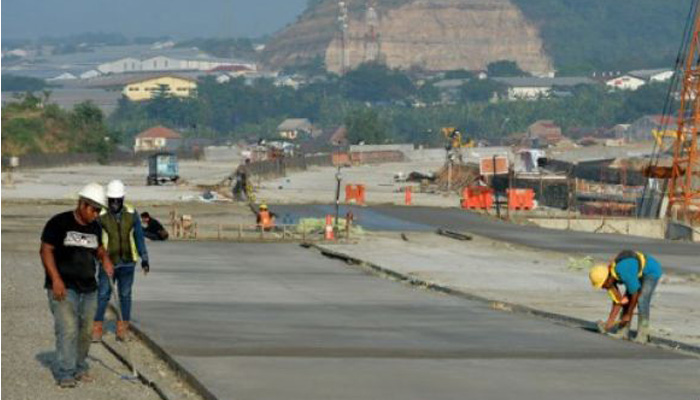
[441,127,475,150]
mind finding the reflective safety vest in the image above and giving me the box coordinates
[259,211,273,229]
[610,251,646,280]
[100,204,140,264]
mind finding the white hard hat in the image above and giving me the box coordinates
[106,180,126,198]
[78,183,107,208]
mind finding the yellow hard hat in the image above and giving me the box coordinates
[589,264,610,288]
[260,204,268,210]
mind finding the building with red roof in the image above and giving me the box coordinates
[134,125,183,152]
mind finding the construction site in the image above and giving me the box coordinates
[3,0,700,399]
[3,107,700,399]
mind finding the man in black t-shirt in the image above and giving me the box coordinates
[40,183,114,388]
[140,212,169,241]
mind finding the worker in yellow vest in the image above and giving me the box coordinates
[589,250,663,343]
[92,180,150,342]
[256,204,277,231]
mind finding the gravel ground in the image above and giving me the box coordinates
[1,201,208,400]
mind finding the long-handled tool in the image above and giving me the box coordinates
[108,277,139,381]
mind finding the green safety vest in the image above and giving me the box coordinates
[100,204,139,264]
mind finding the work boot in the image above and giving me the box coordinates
[609,324,630,340]
[116,321,129,341]
[91,322,103,343]
[634,318,651,344]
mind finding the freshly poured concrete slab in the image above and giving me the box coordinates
[133,242,699,400]
[273,204,700,274]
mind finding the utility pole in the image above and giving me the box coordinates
[334,166,343,230]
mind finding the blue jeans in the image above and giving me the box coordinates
[95,263,135,322]
[637,275,660,320]
[47,289,97,380]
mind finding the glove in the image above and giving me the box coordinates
[142,260,150,275]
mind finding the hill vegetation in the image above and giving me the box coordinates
[508,0,689,74]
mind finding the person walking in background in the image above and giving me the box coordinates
[40,183,114,388]
[140,212,169,241]
[589,250,663,343]
[93,180,150,342]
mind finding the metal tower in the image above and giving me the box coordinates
[668,5,700,223]
[364,0,380,62]
[337,1,350,74]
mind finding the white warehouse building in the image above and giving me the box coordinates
[97,56,256,75]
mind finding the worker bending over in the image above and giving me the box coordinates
[256,204,277,231]
[589,250,663,343]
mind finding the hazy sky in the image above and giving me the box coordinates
[2,0,308,40]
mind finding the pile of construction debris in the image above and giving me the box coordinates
[434,164,480,193]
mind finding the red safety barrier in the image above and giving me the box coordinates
[405,186,412,206]
[461,186,493,210]
[345,184,366,205]
[507,188,535,210]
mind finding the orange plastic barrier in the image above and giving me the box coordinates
[405,186,412,206]
[461,187,493,210]
[324,214,334,240]
[345,184,366,204]
[507,188,535,210]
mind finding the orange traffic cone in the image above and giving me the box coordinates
[324,214,335,240]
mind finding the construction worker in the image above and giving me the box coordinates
[40,183,114,387]
[232,158,251,201]
[589,250,663,343]
[93,180,150,342]
[256,204,277,231]
[140,212,169,241]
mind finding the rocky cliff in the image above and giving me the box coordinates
[261,0,553,75]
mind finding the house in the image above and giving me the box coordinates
[79,69,102,80]
[98,57,142,74]
[277,118,316,140]
[122,75,197,101]
[628,68,674,83]
[605,75,646,91]
[627,115,678,142]
[47,72,78,81]
[433,78,469,103]
[141,56,182,71]
[527,120,564,147]
[134,126,183,152]
[493,77,596,100]
[274,76,302,89]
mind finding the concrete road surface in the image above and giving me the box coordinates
[133,242,699,400]
[272,204,700,274]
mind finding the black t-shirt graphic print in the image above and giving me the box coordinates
[41,211,102,293]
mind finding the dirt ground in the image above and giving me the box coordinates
[1,199,253,400]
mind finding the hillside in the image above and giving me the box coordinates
[262,0,689,74]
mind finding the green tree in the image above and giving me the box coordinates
[487,60,529,77]
[342,62,415,102]
[460,79,507,102]
[344,107,388,144]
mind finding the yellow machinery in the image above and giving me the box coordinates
[441,127,475,149]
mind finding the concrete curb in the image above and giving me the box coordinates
[100,339,173,400]
[128,323,220,400]
[309,244,700,357]
[106,304,220,400]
